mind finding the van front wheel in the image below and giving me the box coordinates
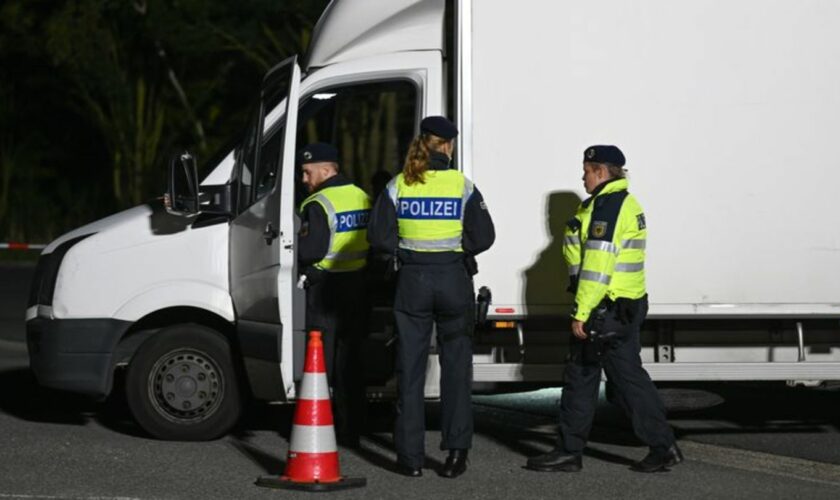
[125,324,242,440]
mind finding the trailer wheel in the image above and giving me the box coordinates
[125,324,242,441]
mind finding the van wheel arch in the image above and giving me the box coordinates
[111,307,247,393]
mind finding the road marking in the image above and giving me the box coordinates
[679,440,840,487]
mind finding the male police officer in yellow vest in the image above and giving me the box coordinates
[526,145,682,473]
[298,142,371,447]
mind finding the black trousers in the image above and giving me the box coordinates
[305,270,369,439]
[393,262,475,468]
[558,296,675,454]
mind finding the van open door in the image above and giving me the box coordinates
[229,56,301,401]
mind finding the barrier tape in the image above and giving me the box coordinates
[0,242,47,250]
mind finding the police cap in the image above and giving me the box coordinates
[583,145,625,167]
[298,142,339,165]
[420,116,458,140]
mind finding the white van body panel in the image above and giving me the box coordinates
[112,281,233,323]
[306,0,445,70]
[49,203,231,322]
[465,0,840,318]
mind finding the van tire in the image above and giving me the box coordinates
[125,324,242,441]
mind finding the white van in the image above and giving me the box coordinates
[26,0,840,440]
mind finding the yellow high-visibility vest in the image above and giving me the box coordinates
[386,170,474,252]
[301,184,371,272]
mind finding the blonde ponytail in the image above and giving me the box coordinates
[402,133,450,185]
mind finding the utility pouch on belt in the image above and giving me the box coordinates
[385,254,401,281]
[615,297,636,325]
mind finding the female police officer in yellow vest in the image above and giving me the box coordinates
[368,116,495,478]
[298,142,371,447]
[525,145,682,474]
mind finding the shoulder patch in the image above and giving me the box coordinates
[592,221,608,238]
[588,191,629,241]
[637,213,646,230]
[479,201,487,210]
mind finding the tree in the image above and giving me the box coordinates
[0,0,327,243]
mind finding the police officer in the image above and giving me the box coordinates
[298,142,371,447]
[525,145,682,473]
[368,116,495,478]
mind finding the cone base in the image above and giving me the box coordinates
[255,475,366,491]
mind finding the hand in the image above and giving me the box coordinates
[571,320,587,340]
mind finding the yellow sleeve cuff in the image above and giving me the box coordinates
[572,306,591,323]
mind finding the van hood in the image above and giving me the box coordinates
[42,199,196,255]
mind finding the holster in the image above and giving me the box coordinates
[582,300,617,364]
[475,286,491,325]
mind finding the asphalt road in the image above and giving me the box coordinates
[2,263,839,499]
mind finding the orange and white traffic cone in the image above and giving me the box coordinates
[256,330,366,491]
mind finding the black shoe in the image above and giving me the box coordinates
[395,463,423,477]
[631,444,684,473]
[440,449,468,478]
[525,447,583,472]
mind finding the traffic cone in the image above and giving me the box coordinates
[256,330,366,491]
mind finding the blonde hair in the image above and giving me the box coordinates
[605,164,626,179]
[402,133,450,185]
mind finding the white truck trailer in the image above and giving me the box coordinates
[26,0,840,440]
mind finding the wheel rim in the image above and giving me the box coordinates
[147,348,225,425]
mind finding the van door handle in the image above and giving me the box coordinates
[263,222,278,244]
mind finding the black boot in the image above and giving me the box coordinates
[525,447,583,472]
[395,462,423,477]
[631,444,684,473]
[440,449,468,478]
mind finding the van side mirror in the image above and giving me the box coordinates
[167,152,200,216]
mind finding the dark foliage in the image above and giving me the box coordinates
[0,0,327,243]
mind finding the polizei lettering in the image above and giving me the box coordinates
[335,209,371,233]
[397,197,462,220]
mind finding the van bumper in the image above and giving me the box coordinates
[26,317,132,398]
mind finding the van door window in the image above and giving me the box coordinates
[236,121,258,212]
[254,126,285,201]
[235,72,293,212]
[295,80,418,203]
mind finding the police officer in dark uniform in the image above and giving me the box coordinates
[298,143,371,447]
[525,145,682,473]
[368,116,495,478]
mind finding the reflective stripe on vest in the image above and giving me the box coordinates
[388,170,474,252]
[614,262,644,272]
[301,184,371,272]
